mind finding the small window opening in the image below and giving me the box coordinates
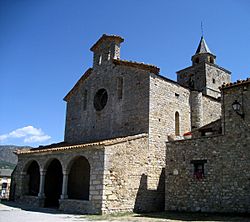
[212,78,216,84]
[117,77,123,100]
[175,111,180,136]
[108,50,111,60]
[191,160,207,180]
[209,57,214,64]
[175,93,179,98]
[99,55,102,65]
[2,182,7,189]
[195,58,199,64]
[83,90,87,111]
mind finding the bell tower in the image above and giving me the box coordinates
[177,36,231,98]
[90,34,124,69]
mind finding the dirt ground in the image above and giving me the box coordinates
[0,201,249,222]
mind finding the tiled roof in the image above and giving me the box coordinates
[64,68,92,102]
[113,59,160,74]
[195,36,213,55]
[220,78,250,89]
[15,134,148,155]
[90,34,124,51]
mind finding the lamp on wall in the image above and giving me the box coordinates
[232,100,244,119]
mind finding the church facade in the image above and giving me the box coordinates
[11,34,248,214]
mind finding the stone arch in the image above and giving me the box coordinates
[23,160,40,196]
[44,158,63,208]
[175,111,180,136]
[67,156,90,200]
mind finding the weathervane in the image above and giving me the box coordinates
[201,22,204,37]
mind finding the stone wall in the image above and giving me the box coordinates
[222,82,250,134]
[190,91,221,129]
[64,63,150,144]
[102,135,150,213]
[177,63,206,93]
[165,134,250,213]
[165,81,250,214]
[59,199,97,214]
[177,62,231,99]
[12,146,105,214]
[205,63,231,98]
[148,74,191,190]
[190,91,203,129]
[202,95,221,126]
[13,134,167,214]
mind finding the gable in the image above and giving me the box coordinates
[64,68,93,102]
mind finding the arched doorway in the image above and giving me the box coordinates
[44,159,63,208]
[68,156,90,200]
[26,160,40,196]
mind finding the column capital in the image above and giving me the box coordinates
[63,170,69,175]
[40,170,47,175]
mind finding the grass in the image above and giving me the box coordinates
[81,211,250,222]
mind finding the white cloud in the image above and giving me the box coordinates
[0,126,51,144]
[24,135,51,143]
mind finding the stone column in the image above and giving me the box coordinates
[190,91,203,129]
[38,170,46,198]
[20,172,28,195]
[60,170,69,199]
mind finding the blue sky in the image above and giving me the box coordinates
[1,0,250,147]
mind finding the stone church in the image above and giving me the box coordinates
[11,34,249,214]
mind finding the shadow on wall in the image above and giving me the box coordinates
[134,168,165,213]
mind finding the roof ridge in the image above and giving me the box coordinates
[15,133,148,155]
[113,59,160,74]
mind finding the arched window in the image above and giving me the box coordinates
[175,111,180,136]
[209,57,214,64]
[195,57,199,64]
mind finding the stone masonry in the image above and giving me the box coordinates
[165,79,250,213]
[12,34,234,214]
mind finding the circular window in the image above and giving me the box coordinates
[94,88,108,111]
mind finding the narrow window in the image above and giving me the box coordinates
[175,93,179,98]
[195,58,199,64]
[191,160,207,180]
[99,55,102,65]
[108,50,111,60]
[210,57,214,64]
[175,111,180,136]
[212,78,216,84]
[83,90,87,110]
[117,77,123,100]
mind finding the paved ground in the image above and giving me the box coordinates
[0,201,249,222]
[0,202,88,222]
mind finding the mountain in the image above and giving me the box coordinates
[0,145,32,169]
